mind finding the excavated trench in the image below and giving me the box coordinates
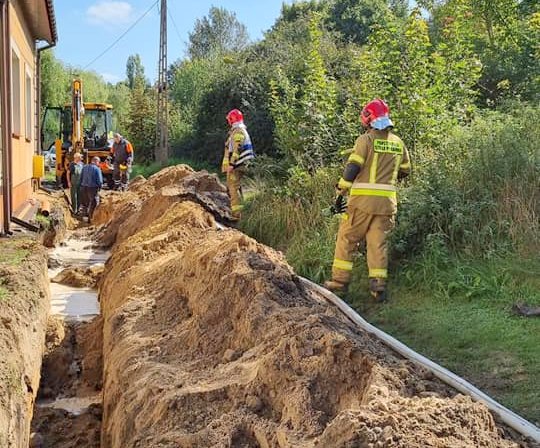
[30,235,109,447]
[25,165,538,448]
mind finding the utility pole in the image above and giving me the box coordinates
[156,0,168,164]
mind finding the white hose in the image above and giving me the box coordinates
[302,278,540,443]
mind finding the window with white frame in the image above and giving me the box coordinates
[11,47,21,136]
[25,67,32,140]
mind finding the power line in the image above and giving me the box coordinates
[83,0,159,70]
[167,8,183,45]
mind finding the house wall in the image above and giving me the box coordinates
[0,11,5,234]
[9,1,35,213]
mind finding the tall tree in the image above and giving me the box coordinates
[127,80,156,162]
[352,8,480,157]
[188,7,249,59]
[40,49,70,107]
[328,0,394,45]
[126,54,146,89]
[421,0,539,102]
[270,14,338,170]
[107,82,131,134]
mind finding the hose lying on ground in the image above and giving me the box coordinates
[302,278,540,443]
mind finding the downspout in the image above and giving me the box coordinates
[0,0,12,236]
[36,41,56,156]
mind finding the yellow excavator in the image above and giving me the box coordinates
[41,79,115,188]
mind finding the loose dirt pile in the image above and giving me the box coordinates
[41,192,77,248]
[0,239,49,448]
[96,165,532,447]
[51,265,104,288]
[93,165,231,247]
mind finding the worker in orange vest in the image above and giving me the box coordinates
[110,133,134,191]
[324,99,411,302]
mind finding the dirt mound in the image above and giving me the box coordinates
[94,166,232,248]
[146,163,194,189]
[41,192,77,248]
[97,185,527,447]
[51,265,104,288]
[91,190,141,234]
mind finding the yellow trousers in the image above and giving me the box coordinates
[332,207,395,285]
[227,169,244,218]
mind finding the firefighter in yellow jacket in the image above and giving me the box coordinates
[222,109,255,219]
[324,99,411,302]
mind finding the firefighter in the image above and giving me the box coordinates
[110,133,134,191]
[324,99,411,302]
[221,109,255,219]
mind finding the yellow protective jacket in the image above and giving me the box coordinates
[221,124,254,173]
[337,129,411,215]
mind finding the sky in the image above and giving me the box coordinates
[52,0,290,84]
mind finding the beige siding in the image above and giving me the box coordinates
[9,1,36,212]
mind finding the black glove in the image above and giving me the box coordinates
[330,194,347,215]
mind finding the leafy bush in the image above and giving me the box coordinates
[393,104,540,258]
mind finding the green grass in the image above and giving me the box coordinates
[0,243,30,266]
[35,214,52,230]
[0,285,8,302]
[345,255,540,425]
[0,240,31,303]
[43,169,56,183]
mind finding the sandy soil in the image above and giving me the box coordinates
[95,166,533,448]
[0,239,50,448]
[51,265,104,288]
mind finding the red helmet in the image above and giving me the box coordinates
[361,99,393,130]
[226,109,244,126]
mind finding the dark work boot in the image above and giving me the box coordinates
[369,278,388,303]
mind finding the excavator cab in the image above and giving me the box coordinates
[62,105,113,151]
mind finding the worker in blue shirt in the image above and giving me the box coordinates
[80,156,103,223]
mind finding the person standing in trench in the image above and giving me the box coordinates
[67,152,84,215]
[80,156,103,224]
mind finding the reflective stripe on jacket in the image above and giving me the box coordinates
[111,139,134,164]
[222,123,255,173]
[341,129,410,215]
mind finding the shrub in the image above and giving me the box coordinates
[393,104,540,258]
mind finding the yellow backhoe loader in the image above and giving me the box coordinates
[41,79,115,188]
